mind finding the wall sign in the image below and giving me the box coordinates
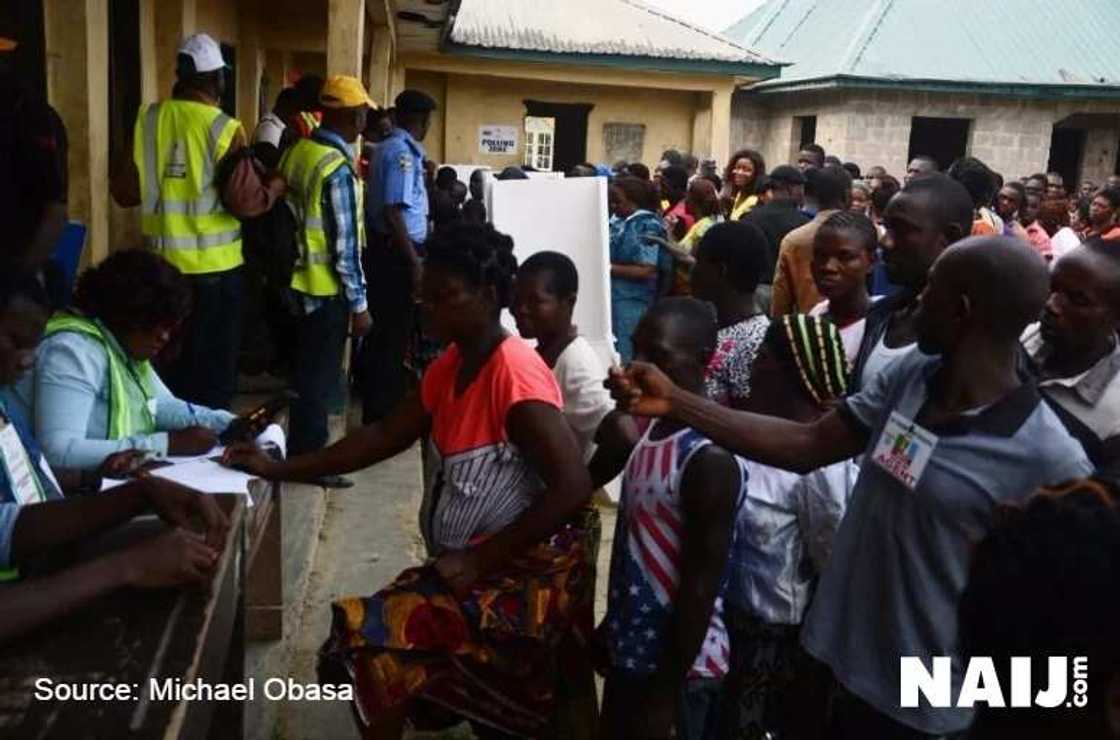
[479,125,518,155]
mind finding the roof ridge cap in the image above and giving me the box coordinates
[618,0,756,53]
[747,0,797,48]
[837,0,895,74]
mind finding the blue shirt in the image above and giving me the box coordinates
[869,249,901,298]
[801,348,1092,735]
[6,330,235,471]
[0,395,62,570]
[609,210,665,305]
[302,128,368,315]
[367,127,429,244]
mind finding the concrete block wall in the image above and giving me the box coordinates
[732,87,1120,183]
[1081,125,1120,187]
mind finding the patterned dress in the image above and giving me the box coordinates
[610,210,668,363]
[704,315,770,407]
[321,337,595,738]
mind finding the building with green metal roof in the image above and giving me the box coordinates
[391,0,782,172]
[724,0,1120,186]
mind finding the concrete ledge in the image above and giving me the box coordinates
[245,481,328,738]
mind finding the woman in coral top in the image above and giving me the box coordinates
[225,222,594,739]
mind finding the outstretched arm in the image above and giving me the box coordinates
[645,234,695,265]
[2,526,218,646]
[11,477,228,560]
[587,410,641,489]
[10,488,146,563]
[222,393,430,482]
[608,363,868,473]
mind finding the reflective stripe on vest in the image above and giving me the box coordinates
[43,314,157,439]
[279,138,360,297]
[134,100,244,275]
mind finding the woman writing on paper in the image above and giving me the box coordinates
[6,251,234,471]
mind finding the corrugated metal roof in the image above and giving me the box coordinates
[449,0,780,66]
[725,0,1120,92]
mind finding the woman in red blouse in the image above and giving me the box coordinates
[225,223,594,738]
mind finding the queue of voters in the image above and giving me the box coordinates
[3,13,1120,740]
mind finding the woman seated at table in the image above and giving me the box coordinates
[8,250,233,471]
[0,269,228,645]
[223,222,594,739]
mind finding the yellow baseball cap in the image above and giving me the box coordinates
[319,75,377,110]
[0,38,18,52]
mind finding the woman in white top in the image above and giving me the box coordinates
[808,210,880,368]
[512,252,613,463]
[511,250,613,737]
[719,314,859,738]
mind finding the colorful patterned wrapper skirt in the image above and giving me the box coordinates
[319,521,595,738]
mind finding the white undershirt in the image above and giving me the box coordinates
[860,333,914,389]
[810,296,882,369]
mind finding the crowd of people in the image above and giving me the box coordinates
[3,27,1120,740]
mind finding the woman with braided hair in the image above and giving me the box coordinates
[224,222,595,738]
[809,210,880,367]
[719,313,860,740]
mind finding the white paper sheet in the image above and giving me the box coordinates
[148,459,257,499]
[98,425,285,499]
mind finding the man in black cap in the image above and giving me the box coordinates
[360,89,437,423]
[740,165,810,314]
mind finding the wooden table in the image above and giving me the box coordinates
[245,480,282,641]
[0,495,248,739]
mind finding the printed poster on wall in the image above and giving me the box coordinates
[479,125,518,155]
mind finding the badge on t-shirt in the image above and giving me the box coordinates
[871,411,939,491]
[398,153,412,172]
[0,420,44,505]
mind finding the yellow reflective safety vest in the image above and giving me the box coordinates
[279,137,363,296]
[43,314,157,439]
[134,99,244,275]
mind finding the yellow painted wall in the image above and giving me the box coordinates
[404,69,447,164]
[45,0,111,263]
[195,0,239,45]
[417,71,698,169]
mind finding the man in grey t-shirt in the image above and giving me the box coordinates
[606,236,1092,737]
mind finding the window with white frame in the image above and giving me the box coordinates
[524,116,556,171]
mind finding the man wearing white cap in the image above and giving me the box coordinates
[111,33,282,410]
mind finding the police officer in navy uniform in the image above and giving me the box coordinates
[359,90,437,423]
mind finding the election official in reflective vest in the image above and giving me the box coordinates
[278,76,374,466]
[117,33,251,411]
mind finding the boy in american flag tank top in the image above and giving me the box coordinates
[591,298,747,740]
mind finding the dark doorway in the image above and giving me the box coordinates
[796,115,817,149]
[524,99,593,173]
[220,43,237,117]
[1047,127,1086,188]
[109,0,141,160]
[908,116,971,171]
[0,0,46,97]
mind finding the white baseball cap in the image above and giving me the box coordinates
[177,33,228,74]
